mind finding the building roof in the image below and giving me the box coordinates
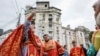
[49,7,61,11]
[25,1,61,14]
[36,1,49,4]
[31,7,61,11]
[62,26,66,29]
[75,26,90,32]
[62,26,74,31]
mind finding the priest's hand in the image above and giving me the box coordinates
[27,11,35,21]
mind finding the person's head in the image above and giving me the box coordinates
[57,40,59,42]
[93,2,96,11]
[64,45,67,49]
[89,31,94,42]
[72,40,77,47]
[80,44,84,48]
[43,34,49,42]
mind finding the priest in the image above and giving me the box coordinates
[0,11,43,56]
[70,41,85,56]
[42,34,64,56]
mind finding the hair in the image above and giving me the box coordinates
[31,19,35,25]
[80,44,83,47]
[64,45,67,48]
[43,34,48,37]
[89,31,94,42]
[72,40,76,44]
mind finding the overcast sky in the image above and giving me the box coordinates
[0,0,97,31]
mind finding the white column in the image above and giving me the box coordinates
[67,34,70,53]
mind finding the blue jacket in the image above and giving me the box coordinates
[63,50,69,56]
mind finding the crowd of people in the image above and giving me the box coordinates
[0,11,99,56]
[0,0,100,56]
